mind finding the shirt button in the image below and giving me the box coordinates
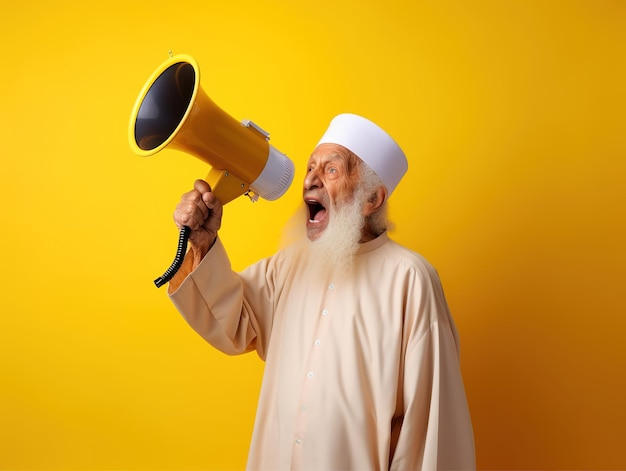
[307,371,314,379]
[328,283,335,290]
[300,405,306,412]
[295,436,302,445]
[322,309,329,316]
[314,339,321,346]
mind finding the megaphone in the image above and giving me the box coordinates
[128,53,295,287]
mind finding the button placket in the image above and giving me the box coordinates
[292,278,337,463]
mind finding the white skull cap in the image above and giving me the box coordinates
[316,113,408,196]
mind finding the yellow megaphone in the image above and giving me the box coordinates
[128,53,295,287]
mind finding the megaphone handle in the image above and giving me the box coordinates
[154,226,191,288]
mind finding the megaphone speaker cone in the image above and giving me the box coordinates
[134,62,196,152]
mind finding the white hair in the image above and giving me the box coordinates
[358,160,389,237]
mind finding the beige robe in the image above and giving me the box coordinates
[170,233,475,470]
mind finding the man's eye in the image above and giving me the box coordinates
[328,167,337,174]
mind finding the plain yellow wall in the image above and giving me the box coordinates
[1,0,625,469]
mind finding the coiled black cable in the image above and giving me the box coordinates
[154,226,191,288]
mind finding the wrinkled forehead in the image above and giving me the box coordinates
[308,143,360,168]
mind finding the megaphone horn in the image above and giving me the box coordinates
[128,54,295,287]
[129,53,295,204]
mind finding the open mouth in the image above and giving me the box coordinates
[306,199,327,223]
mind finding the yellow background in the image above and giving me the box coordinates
[1,0,625,469]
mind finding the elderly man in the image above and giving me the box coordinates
[167,114,475,470]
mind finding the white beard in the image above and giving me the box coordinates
[302,195,366,278]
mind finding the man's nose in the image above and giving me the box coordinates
[304,168,322,191]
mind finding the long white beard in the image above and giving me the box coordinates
[303,196,366,278]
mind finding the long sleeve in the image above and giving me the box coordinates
[389,263,476,470]
[168,238,274,359]
[390,322,475,470]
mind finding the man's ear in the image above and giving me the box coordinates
[363,185,387,216]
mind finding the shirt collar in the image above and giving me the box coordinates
[356,232,389,255]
